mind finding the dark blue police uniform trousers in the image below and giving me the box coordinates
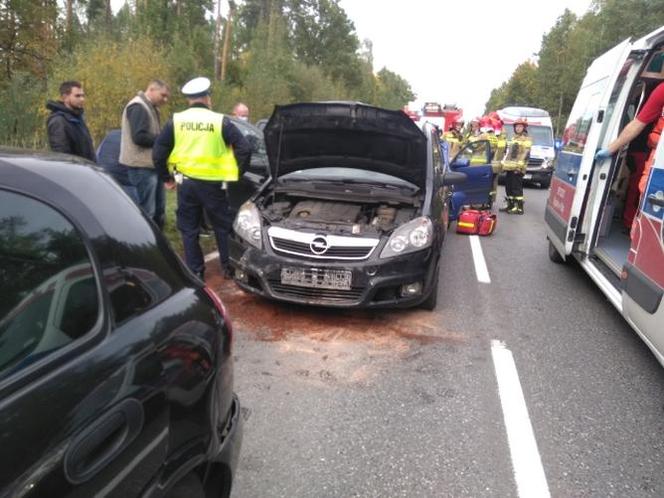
[176,177,233,275]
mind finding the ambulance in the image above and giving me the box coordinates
[546,26,664,365]
[498,106,556,188]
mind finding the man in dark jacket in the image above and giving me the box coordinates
[46,81,96,162]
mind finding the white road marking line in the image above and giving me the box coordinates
[469,235,491,283]
[491,340,551,498]
[204,251,220,262]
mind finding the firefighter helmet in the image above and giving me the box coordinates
[513,117,528,128]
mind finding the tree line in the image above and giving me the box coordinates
[0,0,415,148]
[484,0,664,136]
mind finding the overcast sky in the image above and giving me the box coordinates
[339,0,592,119]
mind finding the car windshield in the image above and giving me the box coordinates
[278,167,418,190]
[229,118,267,155]
[502,124,554,147]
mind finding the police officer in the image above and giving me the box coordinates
[500,118,532,215]
[153,77,251,280]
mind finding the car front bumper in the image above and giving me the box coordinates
[229,237,438,309]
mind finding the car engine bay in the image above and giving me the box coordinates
[261,198,417,236]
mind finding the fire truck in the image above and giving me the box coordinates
[421,103,463,131]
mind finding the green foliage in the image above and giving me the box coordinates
[49,35,175,142]
[0,0,414,149]
[485,0,664,135]
[0,71,46,147]
[374,68,415,109]
[484,61,539,113]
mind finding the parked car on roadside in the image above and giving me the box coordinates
[229,102,466,310]
[226,116,270,214]
[0,149,242,497]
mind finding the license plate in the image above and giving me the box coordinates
[523,173,532,180]
[281,267,352,290]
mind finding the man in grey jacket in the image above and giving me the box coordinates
[120,80,170,228]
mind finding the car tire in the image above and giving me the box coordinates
[539,176,551,189]
[420,268,440,311]
[548,240,565,264]
[165,472,206,498]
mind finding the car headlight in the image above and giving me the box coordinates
[543,158,553,169]
[233,201,262,249]
[380,217,433,259]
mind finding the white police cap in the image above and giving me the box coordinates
[181,77,211,98]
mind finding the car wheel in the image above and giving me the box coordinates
[548,240,565,264]
[165,472,206,498]
[420,269,440,311]
[539,176,551,189]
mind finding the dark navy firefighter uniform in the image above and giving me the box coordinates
[153,104,251,279]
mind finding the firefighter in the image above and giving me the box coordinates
[467,116,496,166]
[500,117,532,214]
[491,121,507,205]
[442,119,465,158]
[152,77,251,280]
[466,117,481,141]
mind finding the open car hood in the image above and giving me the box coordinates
[264,102,428,189]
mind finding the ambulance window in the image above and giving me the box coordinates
[602,58,637,143]
[562,86,603,154]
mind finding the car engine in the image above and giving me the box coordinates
[262,198,415,236]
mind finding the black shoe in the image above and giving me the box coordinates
[222,264,233,279]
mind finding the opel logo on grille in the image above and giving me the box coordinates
[310,236,329,255]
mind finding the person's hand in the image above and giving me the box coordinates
[164,180,176,190]
[595,148,612,161]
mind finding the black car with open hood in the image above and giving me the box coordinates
[229,102,466,310]
[263,102,428,190]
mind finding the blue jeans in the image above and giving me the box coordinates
[154,182,165,230]
[176,178,232,275]
[127,167,158,219]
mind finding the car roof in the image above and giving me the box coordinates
[0,148,158,257]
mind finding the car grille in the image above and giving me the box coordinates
[271,237,374,259]
[267,226,379,260]
[268,280,364,302]
[527,157,544,169]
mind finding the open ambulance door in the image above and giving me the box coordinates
[546,39,633,259]
[623,144,664,363]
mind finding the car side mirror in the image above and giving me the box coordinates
[451,156,470,169]
[443,171,467,186]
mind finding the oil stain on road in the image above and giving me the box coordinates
[207,272,465,348]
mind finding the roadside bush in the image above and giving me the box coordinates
[49,35,175,144]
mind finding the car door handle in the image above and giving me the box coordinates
[647,193,664,208]
[64,399,144,484]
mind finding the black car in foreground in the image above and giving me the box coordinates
[229,102,465,310]
[0,150,241,497]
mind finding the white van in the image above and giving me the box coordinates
[498,106,556,187]
[546,26,664,365]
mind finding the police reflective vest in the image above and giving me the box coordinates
[502,133,532,172]
[168,107,239,181]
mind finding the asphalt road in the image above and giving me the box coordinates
[210,186,664,498]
